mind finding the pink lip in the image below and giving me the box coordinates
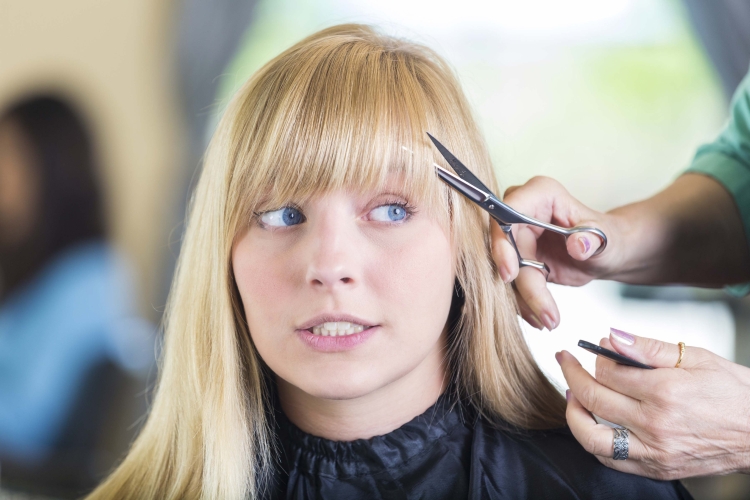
[297,326,379,352]
[295,313,380,353]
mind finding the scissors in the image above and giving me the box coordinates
[427,132,607,280]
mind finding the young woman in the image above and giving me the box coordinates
[89,25,691,499]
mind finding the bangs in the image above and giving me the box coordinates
[226,28,460,228]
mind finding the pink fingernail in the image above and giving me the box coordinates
[541,312,557,330]
[580,237,591,254]
[565,389,570,401]
[610,328,635,345]
[555,351,562,365]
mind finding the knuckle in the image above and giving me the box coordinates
[578,384,600,411]
[594,361,610,385]
[527,175,546,185]
[490,235,506,253]
[690,346,712,365]
[522,287,548,308]
[648,414,666,436]
[654,378,682,407]
[527,176,562,195]
[647,415,674,444]
[645,339,671,364]
[503,185,520,198]
[632,401,650,428]
[583,432,606,456]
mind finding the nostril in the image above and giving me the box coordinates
[341,277,353,284]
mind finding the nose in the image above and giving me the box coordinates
[304,208,359,290]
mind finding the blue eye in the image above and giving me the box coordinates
[259,206,305,227]
[369,204,408,222]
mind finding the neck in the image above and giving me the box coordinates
[277,333,448,441]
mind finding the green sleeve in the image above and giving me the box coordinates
[685,70,750,295]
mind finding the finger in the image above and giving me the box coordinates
[514,289,544,330]
[502,176,561,220]
[565,230,604,261]
[513,222,560,330]
[557,350,639,427]
[514,266,559,330]
[503,184,521,199]
[594,338,667,401]
[566,390,647,461]
[608,328,699,369]
[490,220,519,283]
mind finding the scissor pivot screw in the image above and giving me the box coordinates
[488,204,494,209]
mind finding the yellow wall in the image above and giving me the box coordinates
[0,0,184,318]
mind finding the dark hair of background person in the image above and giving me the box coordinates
[0,96,105,301]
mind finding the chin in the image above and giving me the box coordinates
[297,370,385,401]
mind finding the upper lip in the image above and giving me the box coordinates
[297,313,377,331]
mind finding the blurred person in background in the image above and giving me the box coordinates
[0,96,153,497]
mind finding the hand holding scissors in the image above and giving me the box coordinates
[428,133,607,282]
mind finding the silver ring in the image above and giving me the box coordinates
[613,427,629,460]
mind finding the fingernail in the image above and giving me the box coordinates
[555,351,562,365]
[541,312,557,330]
[528,314,543,330]
[499,266,511,283]
[610,328,634,345]
[565,389,570,401]
[580,237,591,255]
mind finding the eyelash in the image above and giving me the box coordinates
[251,204,297,229]
[252,199,417,229]
[375,199,417,223]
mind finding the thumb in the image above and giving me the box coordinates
[565,227,604,261]
[608,328,686,369]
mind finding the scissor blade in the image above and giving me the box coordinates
[435,166,490,204]
[427,132,494,194]
[436,165,532,225]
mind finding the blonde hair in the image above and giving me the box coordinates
[88,24,565,500]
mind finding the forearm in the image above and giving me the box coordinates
[604,173,750,286]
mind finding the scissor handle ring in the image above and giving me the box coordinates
[519,258,550,281]
[563,226,607,256]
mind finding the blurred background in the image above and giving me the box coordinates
[0,0,748,498]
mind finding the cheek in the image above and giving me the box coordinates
[365,221,455,337]
[232,232,299,341]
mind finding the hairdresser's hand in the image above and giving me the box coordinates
[558,329,750,479]
[491,177,622,330]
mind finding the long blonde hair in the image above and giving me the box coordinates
[88,24,565,500]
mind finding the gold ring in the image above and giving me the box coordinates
[675,342,686,368]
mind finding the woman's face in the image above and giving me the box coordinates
[232,181,455,401]
[0,120,39,249]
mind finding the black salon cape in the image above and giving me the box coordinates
[266,393,692,500]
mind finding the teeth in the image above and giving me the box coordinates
[311,322,367,337]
